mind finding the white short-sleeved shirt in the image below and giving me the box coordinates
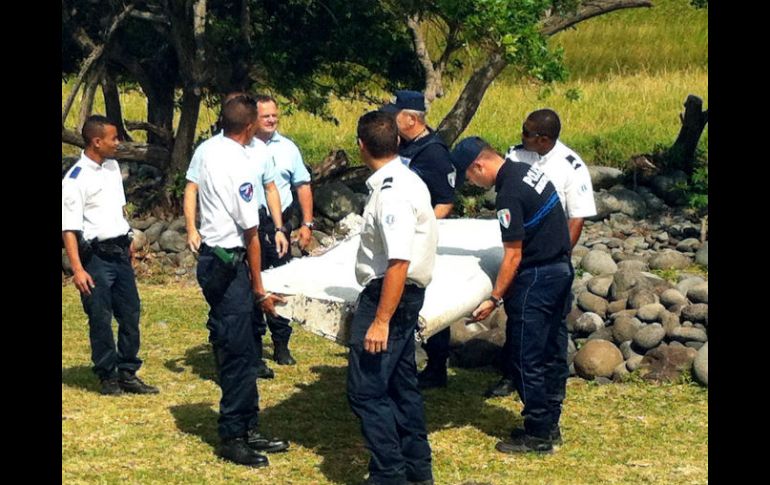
[505,140,597,219]
[355,158,438,288]
[187,132,276,208]
[62,151,131,241]
[264,131,311,211]
[195,135,262,248]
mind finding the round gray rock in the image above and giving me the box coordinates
[581,250,618,276]
[681,304,708,323]
[649,250,692,270]
[676,276,706,296]
[159,230,187,253]
[575,312,605,334]
[131,216,158,231]
[588,327,615,342]
[637,303,665,322]
[687,283,708,304]
[613,362,630,382]
[633,323,666,350]
[612,316,642,344]
[660,289,687,307]
[623,236,648,252]
[676,238,701,252]
[573,339,624,380]
[315,181,365,221]
[669,326,708,344]
[617,260,649,273]
[628,288,659,309]
[693,342,707,386]
[577,292,609,318]
[167,217,187,233]
[661,310,681,337]
[619,340,642,360]
[607,298,628,314]
[131,229,148,251]
[589,166,625,190]
[626,354,645,372]
[145,221,169,245]
[695,241,708,268]
[587,275,614,298]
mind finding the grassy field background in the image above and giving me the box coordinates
[63,284,708,484]
[62,0,707,170]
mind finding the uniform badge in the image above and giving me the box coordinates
[385,214,396,226]
[447,171,456,188]
[400,156,411,167]
[239,182,254,202]
[497,208,511,229]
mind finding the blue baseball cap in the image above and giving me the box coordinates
[380,90,426,113]
[450,136,488,188]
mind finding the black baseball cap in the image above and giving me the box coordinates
[380,90,426,113]
[450,136,488,188]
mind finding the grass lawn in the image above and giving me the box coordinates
[63,283,707,484]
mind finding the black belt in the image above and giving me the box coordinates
[91,234,132,256]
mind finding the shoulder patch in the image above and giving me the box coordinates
[497,208,511,229]
[381,184,392,191]
[383,177,393,184]
[69,167,81,179]
[447,171,456,188]
[239,182,254,202]
[566,154,582,170]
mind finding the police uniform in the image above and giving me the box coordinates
[62,152,142,382]
[494,159,574,441]
[255,131,312,347]
[399,129,456,381]
[347,158,437,485]
[193,134,263,441]
[505,140,597,219]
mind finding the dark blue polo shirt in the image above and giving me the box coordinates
[399,130,455,207]
[495,159,571,270]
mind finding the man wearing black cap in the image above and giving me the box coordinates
[381,90,456,390]
[450,136,574,454]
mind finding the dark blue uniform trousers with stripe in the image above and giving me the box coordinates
[347,281,433,485]
[80,252,142,380]
[503,260,574,438]
[197,249,260,440]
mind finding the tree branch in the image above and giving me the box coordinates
[62,128,170,169]
[125,121,173,146]
[541,0,653,36]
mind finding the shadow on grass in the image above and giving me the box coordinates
[169,402,219,449]
[62,365,99,394]
[258,364,518,485]
[164,343,218,383]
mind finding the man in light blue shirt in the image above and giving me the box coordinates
[252,94,315,366]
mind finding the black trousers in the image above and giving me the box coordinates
[254,206,294,344]
[197,246,260,439]
[80,250,142,380]
[347,280,433,485]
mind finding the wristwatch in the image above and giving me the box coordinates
[303,221,315,230]
[488,295,504,308]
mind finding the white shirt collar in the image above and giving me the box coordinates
[365,157,401,191]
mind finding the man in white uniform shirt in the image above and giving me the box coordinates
[62,115,159,396]
[183,91,289,378]
[485,108,597,400]
[347,111,437,485]
[193,94,289,467]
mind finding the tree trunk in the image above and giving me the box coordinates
[76,67,101,133]
[62,128,170,168]
[668,94,708,175]
[168,89,201,181]
[101,69,132,142]
[436,50,508,145]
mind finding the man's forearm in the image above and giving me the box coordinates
[374,260,410,324]
[264,182,284,228]
[492,242,522,300]
[183,182,199,233]
[434,203,454,220]
[62,231,84,272]
[568,218,585,249]
[243,227,265,295]
[296,183,314,223]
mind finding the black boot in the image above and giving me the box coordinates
[118,371,159,394]
[254,337,275,378]
[273,340,296,366]
[484,377,515,398]
[217,437,269,467]
[246,428,290,453]
[100,378,124,396]
[495,433,553,454]
[417,362,447,390]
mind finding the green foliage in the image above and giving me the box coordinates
[564,87,582,102]
[165,171,187,203]
[651,267,680,283]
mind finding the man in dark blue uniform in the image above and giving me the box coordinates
[381,90,455,390]
[193,94,289,466]
[348,111,438,484]
[451,136,574,454]
[62,115,159,396]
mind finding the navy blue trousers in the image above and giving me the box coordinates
[197,247,259,439]
[254,211,293,344]
[80,252,142,380]
[503,261,573,438]
[347,281,432,485]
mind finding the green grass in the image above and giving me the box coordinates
[63,284,707,484]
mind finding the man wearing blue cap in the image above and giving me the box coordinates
[450,136,574,454]
[381,90,456,390]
